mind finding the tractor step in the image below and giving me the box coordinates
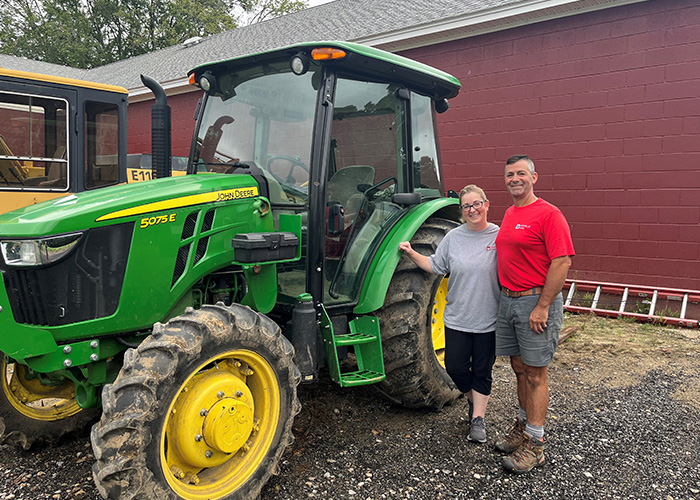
[334,369,385,386]
[320,307,386,387]
[332,332,377,346]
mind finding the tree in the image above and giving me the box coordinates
[238,0,307,25]
[0,0,307,69]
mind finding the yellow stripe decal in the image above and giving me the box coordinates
[96,187,259,222]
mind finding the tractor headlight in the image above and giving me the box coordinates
[0,233,83,267]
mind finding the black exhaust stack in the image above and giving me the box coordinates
[140,75,171,179]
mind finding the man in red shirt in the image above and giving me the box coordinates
[494,155,574,473]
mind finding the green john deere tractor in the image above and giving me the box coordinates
[0,41,462,499]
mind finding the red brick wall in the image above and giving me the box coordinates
[127,90,202,157]
[401,0,700,290]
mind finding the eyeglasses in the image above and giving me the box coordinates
[459,200,486,211]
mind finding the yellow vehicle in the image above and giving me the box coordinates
[0,68,128,214]
[126,153,188,182]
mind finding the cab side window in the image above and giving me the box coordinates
[0,92,68,190]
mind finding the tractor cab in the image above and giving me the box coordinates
[188,42,458,311]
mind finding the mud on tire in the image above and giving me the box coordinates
[91,303,301,500]
[374,218,461,409]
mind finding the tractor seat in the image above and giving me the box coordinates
[326,165,375,209]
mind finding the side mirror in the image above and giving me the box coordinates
[392,192,422,206]
[435,98,449,114]
[327,203,345,236]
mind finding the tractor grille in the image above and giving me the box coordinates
[194,237,209,265]
[171,209,215,287]
[182,211,198,240]
[172,244,191,287]
[202,209,215,232]
[2,223,133,326]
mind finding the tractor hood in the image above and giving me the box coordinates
[0,173,262,237]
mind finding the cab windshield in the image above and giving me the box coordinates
[192,61,320,204]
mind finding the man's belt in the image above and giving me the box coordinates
[501,287,543,298]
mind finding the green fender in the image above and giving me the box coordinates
[353,198,460,315]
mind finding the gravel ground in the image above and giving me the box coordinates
[1,314,698,500]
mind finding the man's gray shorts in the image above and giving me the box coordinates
[495,292,563,367]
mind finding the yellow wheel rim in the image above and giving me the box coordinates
[1,359,82,421]
[431,276,448,368]
[162,349,281,499]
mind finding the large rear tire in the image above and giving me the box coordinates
[374,217,461,409]
[0,353,99,449]
[91,303,300,500]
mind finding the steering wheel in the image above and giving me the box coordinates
[266,155,310,186]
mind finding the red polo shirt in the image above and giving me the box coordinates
[495,198,574,291]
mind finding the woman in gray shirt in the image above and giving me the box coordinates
[399,185,499,443]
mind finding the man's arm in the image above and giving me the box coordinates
[529,255,572,333]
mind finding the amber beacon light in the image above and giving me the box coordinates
[311,47,347,61]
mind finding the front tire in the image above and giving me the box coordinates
[0,353,99,449]
[91,303,300,499]
[374,218,461,409]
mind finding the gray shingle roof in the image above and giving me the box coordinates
[1,0,640,93]
[0,55,89,80]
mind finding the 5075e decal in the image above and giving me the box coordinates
[140,213,176,229]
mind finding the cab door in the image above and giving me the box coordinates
[323,77,409,305]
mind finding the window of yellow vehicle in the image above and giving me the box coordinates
[0,91,69,190]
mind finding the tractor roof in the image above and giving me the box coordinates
[188,41,460,101]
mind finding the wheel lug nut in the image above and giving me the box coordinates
[205,450,213,458]
[235,391,243,398]
[184,472,200,485]
[170,465,185,479]
[217,391,225,398]
[195,434,203,442]
[200,409,208,416]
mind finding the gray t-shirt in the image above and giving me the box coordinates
[429,223,500,333]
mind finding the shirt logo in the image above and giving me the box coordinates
[486,245,496,251]
[515,224,531,230]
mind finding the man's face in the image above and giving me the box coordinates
[505,160,538,200]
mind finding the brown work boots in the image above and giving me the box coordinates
[494,418,525,453]
[502,433,545,473]
[496,420,546,474]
